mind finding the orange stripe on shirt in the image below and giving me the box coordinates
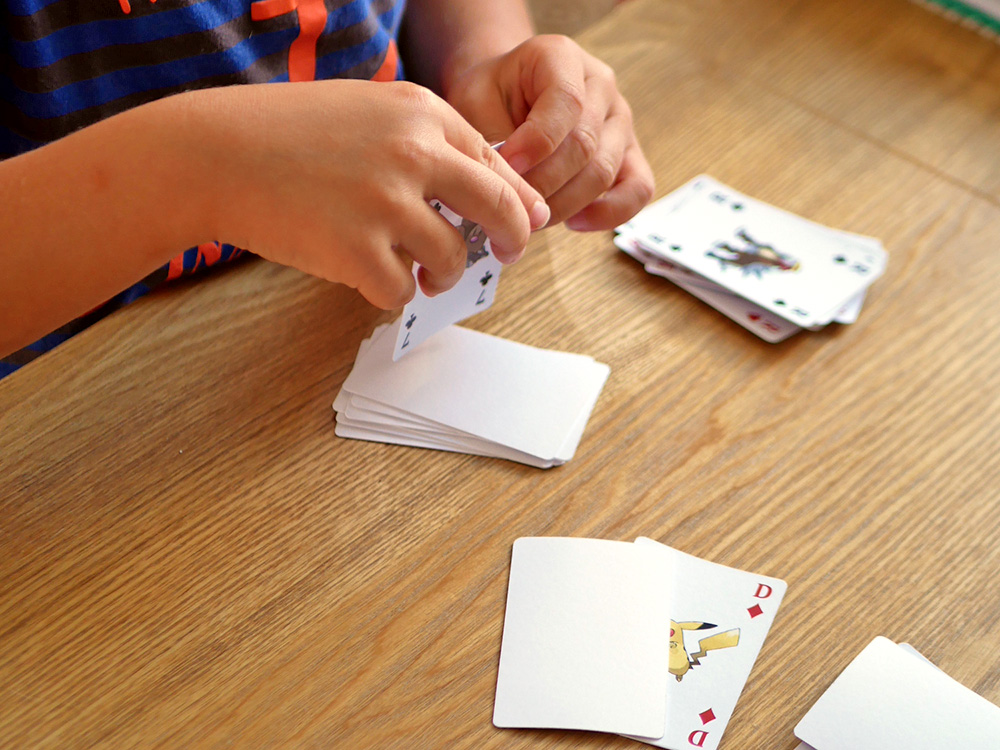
[250,0,298,21]
[371,39,399,82]
[288,0,328,82]
[166,254,186,281]
[197,241,223,266]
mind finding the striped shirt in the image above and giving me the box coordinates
[1,0,405,377]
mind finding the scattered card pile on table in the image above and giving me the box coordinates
[493,536,787,749]
[333,200,609,469]
[794,636,1000,749]
[616,176,888,342]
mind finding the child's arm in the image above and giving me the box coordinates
[402,0,655,231]
[0,79,547,358]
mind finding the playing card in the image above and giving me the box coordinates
[794,636,1000,750]
[631,538,787,750]
[896,642,941,670]
[334,382,597,469]
[616,175,710,237]
[793,642,943,750]
[615,235,801,343]
[616,234,721,293]
[672,277,802,343]
[617,178,884,333]
[829,289,865,325]
[336,323,610,464]
[493,537,672,737]
[392,200,503,360]
[335,326,602,467]
[634,181,886,327]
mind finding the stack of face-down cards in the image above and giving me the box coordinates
[794,636,1000,750]
[615,176,888,343]
[333,201,610,469]
[493,536,787,749]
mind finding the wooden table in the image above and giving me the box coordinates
[3,0,1000,746]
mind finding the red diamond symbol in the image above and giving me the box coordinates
[748,603,763,618]
[699,708,716,725]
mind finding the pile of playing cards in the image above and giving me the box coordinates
[794,636,1000,749]
[493,537,787,749]
[333,200,609,469]
[333,324,609,468]
[616,176,888,342]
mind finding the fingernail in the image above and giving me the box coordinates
[492,241,523,264]
[529,200,551,230]
[509,153,531,175]
[565,216,588,231]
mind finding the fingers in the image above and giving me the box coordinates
[434,93,547,218]
[499,37,587,176]
[564,140,655,231]
[495,39,652,232]
[541,98,631,226]
[404,202,468,296]
[354,86,555,306]
[484,37,651,231]
[519,67,616,200]
[348,202,478,307]
[430,149,549,265]
[353,243,418,310]
[478,144,552,238]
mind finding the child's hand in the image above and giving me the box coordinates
[445,35,654,232]
[183,80,548,309]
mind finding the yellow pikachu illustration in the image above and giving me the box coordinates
[669,620,741,682]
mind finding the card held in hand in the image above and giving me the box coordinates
[392,200,503,360]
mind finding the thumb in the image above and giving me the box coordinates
[448,82,518,149]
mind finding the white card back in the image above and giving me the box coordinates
[493,537,672,738]
[342,324,609,460]
[794,636,1000,750]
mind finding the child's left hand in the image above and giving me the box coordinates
[446,34,654,232]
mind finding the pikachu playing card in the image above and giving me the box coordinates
[630,538,787,750]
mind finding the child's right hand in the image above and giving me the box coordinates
[176,80,549,309]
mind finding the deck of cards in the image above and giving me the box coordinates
[493,536,787,749]
[794,637,1000,749]
[616,176,888,343]
[333,199,609,469]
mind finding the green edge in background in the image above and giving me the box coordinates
[917,0,1000,35]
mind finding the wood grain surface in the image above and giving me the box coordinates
[2,0,1000,747]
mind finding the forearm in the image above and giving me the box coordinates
[0,93,211,357]
[400,0,534,96]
